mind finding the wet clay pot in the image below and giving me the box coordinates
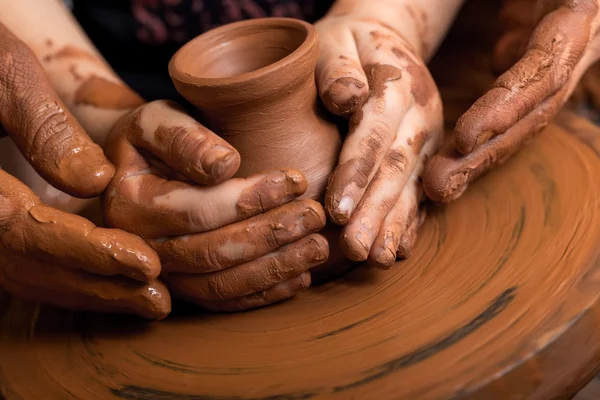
[169,18,348,282]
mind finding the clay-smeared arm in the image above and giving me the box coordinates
[422,0,600,203]
[315,0,464,268]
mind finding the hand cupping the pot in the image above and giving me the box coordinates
[0,23,171,320]
[314,7,444,269]
[422,0,600,203]
[103,100,330,312]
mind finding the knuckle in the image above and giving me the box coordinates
[262,256,286,284]
[188,202,218,231]
[383,149,409,175]
[204,274,232,300]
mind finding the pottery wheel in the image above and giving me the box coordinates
[1,111,599,400]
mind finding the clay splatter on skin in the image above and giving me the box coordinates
[391,47,436,107]
[236,171,307,218]
[370,30,392,41]
[68,64,83,81]
[364,63,402,113]
[43,45,101,64]
[323,77,368,116]
[408,131,429,155]
[74,76,144,110]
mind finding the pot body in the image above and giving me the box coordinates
[170,18,349,282]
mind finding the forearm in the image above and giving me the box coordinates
[326,0,466,61]
[0,0,143,147]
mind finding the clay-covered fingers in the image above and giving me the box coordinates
[455,2,598,154]
[103,135,308,238]
[0,255,171,319]
[339,105,440,261]
[164,234,327,306]
[0,169,161,282]
[315,19,370,116]
[0,23,113,197]
[185,273,311,312]
[322,24,416,225]
[110,99,240,185]
[423,94,563,203]
[154,199,327,273]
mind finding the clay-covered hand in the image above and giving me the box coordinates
[0,22,171,319]
[423,0,600,203]
[103,100,329,312]
[314,14,443,268]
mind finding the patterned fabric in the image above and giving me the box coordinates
[131,0,321,45]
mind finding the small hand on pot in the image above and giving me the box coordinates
[0,23,170,319]
[422,0,600,203]
[103,100,329,312]
[315,14,443,269]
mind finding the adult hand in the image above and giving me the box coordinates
[103,100,329,312]
[423,0,600,203]
[315,14,443,269]
[0,22,170,319]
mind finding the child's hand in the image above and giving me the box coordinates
[315,12,443,269]
[103,100,329,312]
[423,0,600,203]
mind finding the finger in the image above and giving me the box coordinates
[423,95,561,203]
[165,234,328,301]
[114,100,240,185]
[397,206,426,259]
[104,136,307,238]
[325,27,417,225]
[0,23,113,197]
[340,105,440,261]
[0,170,160,282]
[315,21,370,116]
[0,256,171,319]
[190,272,311,312]
[155,199,326,273]
[367,154,427,269]
[454,5,595,154]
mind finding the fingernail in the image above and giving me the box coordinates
[200,145,237,181]
[338,196,354,216]
[298,272,311,287]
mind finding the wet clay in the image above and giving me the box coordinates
[169,18,347,281]
[74,76,144,110]
[2,3,600,398]
[1,111,599,398]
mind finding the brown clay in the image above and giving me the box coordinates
[2,3,600,396]
[1,112,599,398]
[0,23,114,198]
[74,75,145,110]
[169,18,347,281]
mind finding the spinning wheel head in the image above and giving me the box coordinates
[1,115,600,399]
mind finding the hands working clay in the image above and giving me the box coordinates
[0,0,599,319]
[423,0,600,202]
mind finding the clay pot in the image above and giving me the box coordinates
[169,18,349,282]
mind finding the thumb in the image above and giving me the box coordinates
[0,23,113,198]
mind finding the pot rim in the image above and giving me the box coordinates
[168,17,317,88]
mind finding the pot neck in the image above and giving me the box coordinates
[189,68,319,137]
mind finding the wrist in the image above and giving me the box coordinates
[326,0,465,61]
